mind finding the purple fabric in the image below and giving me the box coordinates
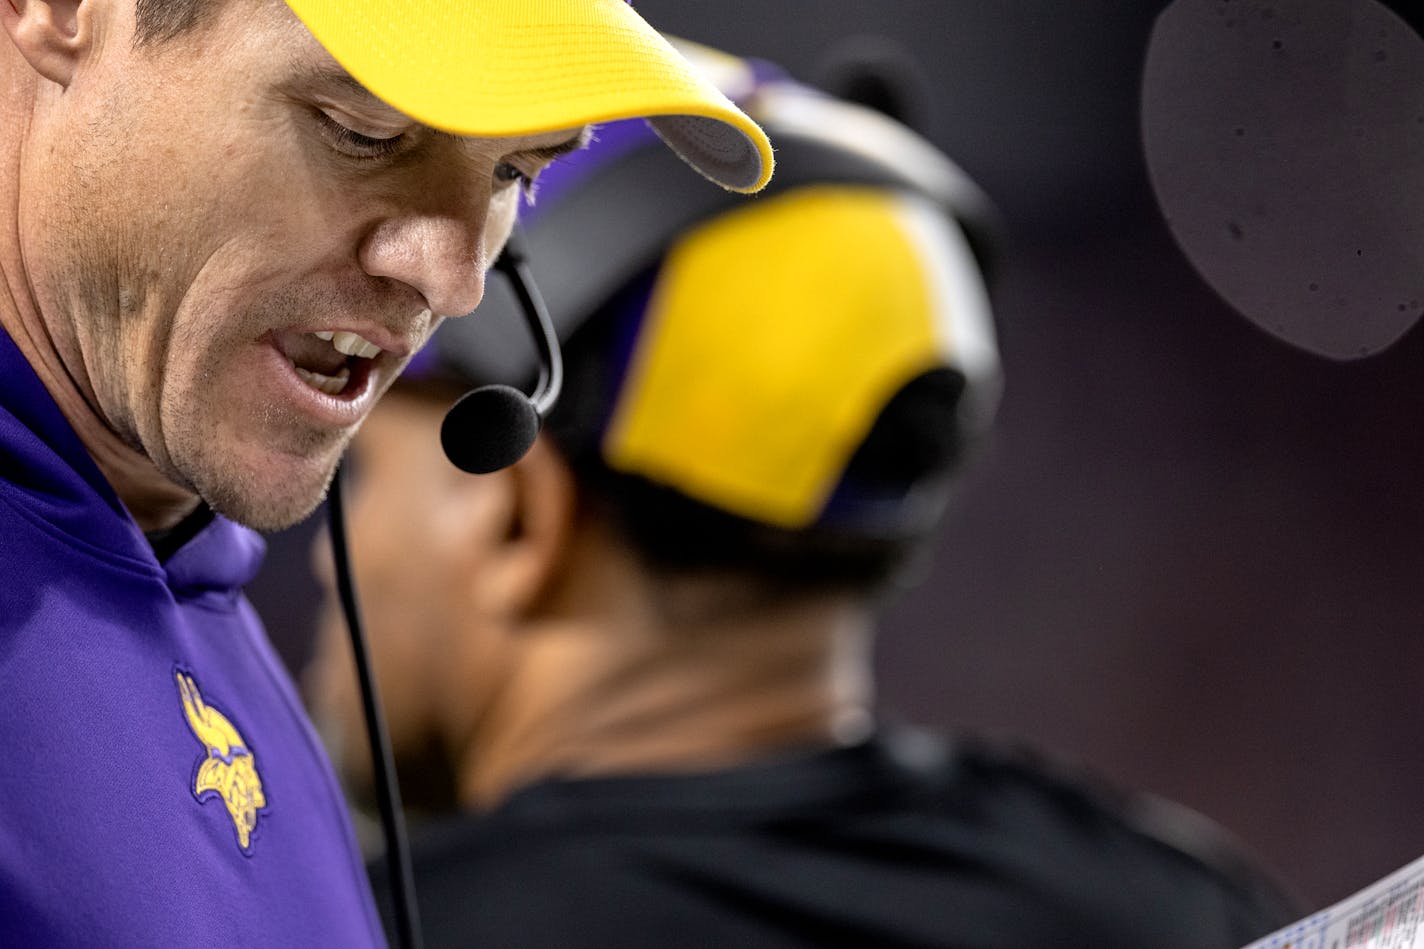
[0,329,384,947]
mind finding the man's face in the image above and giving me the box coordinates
[17,0,582,529]
[308,387,516,808]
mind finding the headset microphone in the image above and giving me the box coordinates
[440,228,564,474]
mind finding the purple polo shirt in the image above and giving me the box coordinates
[0,328,384,946]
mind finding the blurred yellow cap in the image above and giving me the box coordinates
[282,0,772,192]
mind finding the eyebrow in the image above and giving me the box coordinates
[293,62,387,104]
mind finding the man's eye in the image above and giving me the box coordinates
[316,110,406,160]
[494,161,537,198]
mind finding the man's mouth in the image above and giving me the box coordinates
[272,329,387,397]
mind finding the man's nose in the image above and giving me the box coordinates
[359,198,491,318]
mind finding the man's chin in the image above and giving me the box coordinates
[187,450,341,532]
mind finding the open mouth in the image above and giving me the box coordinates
[271,329,384,398]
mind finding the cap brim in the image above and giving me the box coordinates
[283,0,773,192]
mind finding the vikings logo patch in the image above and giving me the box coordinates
[176,669,268,854]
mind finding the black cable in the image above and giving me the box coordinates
[328,231,556,948]
[329,471,424,949]
[493,228,563,418]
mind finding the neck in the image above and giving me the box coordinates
[456,588,876,811]
[0,56,197,532]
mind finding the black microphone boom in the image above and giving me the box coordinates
[330,231,568,949]
[440,228,565,474]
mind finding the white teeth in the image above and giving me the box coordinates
[330,331,382,359]
[313,331,334,341]
[294,365,350,395]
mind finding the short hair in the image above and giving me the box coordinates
[133,0,213,45]
[544,267,978,606]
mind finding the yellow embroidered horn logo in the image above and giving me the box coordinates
[176,670,267,853]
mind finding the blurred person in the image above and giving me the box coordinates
[0,0,770,943]
[310,45,1298,949]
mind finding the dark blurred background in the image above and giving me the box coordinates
[251,0,1424,908]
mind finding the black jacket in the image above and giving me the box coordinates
[372,727,1297,948]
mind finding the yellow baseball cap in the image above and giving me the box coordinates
[602,185,999,529]
[282,0,773,193]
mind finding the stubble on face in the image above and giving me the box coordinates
[156,278,440,531]
[158,291,350,531]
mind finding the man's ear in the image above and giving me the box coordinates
[3,0,89,87]
[467,436,578,619]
